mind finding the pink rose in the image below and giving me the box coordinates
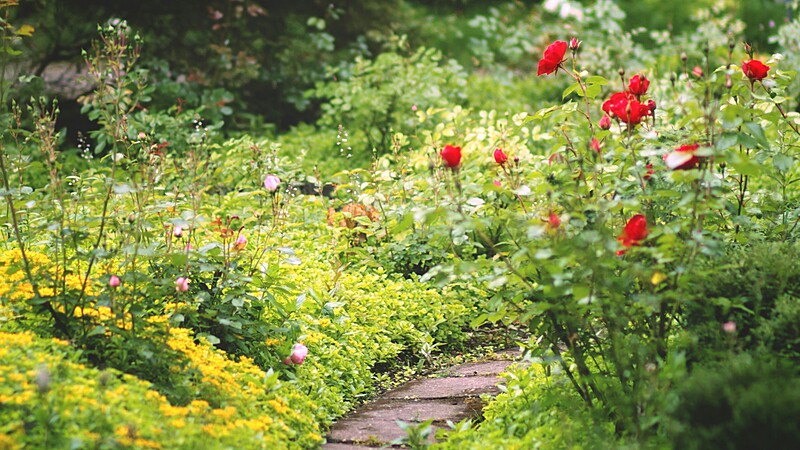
[175,277,190,293]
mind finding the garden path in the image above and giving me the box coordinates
[322,351,523,448]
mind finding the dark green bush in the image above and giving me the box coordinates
[666,354,800,450]
[680,242,800,361]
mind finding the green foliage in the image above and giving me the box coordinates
[664,354,800,450]
[433,363,618,450]
[680,242,800,361]
[312,45,468,157]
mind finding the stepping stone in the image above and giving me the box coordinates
[327,397,482,445]
[325,354,524,446]
[384,376,501,400]
[322,443,377,449]
[442,359,519,377]
[328,419,440,445]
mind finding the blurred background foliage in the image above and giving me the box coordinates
[8,0,792,140]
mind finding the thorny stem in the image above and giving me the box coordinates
[561,64,596,134]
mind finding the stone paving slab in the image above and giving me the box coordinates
[324,353,524,447]
[442,359,518,377]
[334,397,481,426]
[322,443,378,450]
[384,375,501,400]
[328,419,440,445]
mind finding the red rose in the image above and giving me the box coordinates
[663,143,702,170]
[742,59,769,81]
[493,148,508,165]
[537,41,568,76]
[440,145,462,168]
[602,90,653,126]
[617,214,648,255]
[628,74,650,97]
[602,91,634,116]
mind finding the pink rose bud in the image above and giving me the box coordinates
[173,225,183,238]
[263,175,280,192]
[723,321,736,333]
[599,114,612,130]
[175,277,190,293]
[109,275,121,288]
[234,233,247,251]
[290,343,308,364]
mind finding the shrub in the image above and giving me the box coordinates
[664,354,800,450]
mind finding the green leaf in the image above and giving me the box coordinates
[87,326,106,337]
[295,293,306,311]
[16,24,35,37]
[562,82,581,100]
[744,122,770,150]
[716,132,738,150]
[470,313,488,329]
[773,153,793,172]
[584,84,602,99]
[585,75,609,85]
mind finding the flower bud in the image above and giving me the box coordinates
[175,277,190,293]
[290,343,308,365]
[599,115,611,130]
[493,148,508,165]
[234,233,247,251]
[590,137,601,153]
[723,321,736,333]
[263,175,280,192]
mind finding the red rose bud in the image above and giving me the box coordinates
[742,59,769,81]
[643,163,654,181]
[548,212,561,229]
[628,74,650,96]
[440,144,462,168]
[617,214,648,255]
[493,148,508,165]
[599,114,612,130]
[537,40,568,76]
[569,37,580,51]
[590,137,601,153]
